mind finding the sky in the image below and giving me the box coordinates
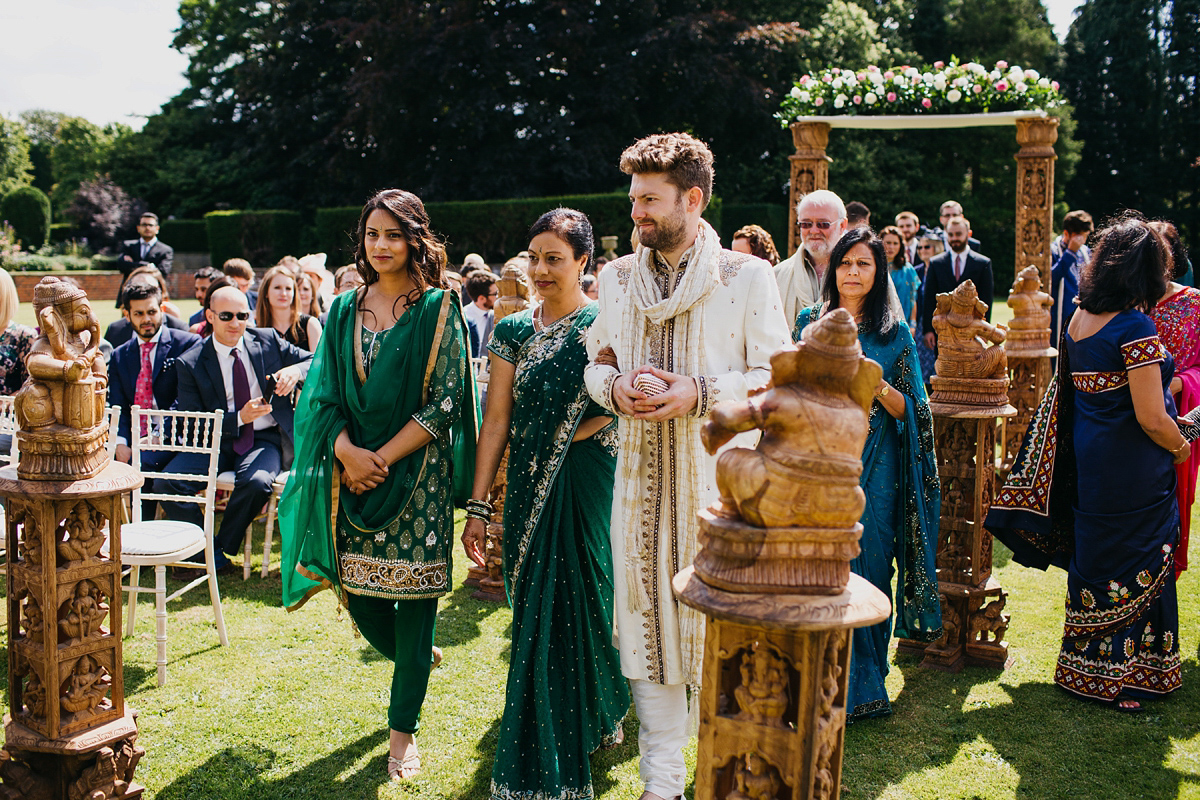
[0,0,1084,131]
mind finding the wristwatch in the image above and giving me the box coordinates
[877,384,890,398]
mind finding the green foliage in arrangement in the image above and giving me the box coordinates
[1,186,52,249]
[160,218,209,253]
[317,194,723,268]
[205,209,303,268]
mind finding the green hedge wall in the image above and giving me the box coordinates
[160,219,209,253]
[315,193,724,268]
[2,187,52,250]
[49,223,74,244]
[721,203,789,256]
[204,210,303,268]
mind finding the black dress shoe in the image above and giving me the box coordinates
[215,562,238,576]
[170,566,205,581]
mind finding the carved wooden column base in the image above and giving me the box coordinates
[674,567,889,800]
[2,705,144,800]
[472,520,508,603]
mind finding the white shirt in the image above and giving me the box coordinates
[212,336,276,430]
[463,300,488,330]
[139,237,159,259]
[950,245,974,280]
[905,239,918,265]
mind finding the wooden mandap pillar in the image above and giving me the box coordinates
[787,122,832,257]
[1014,117,1059,291]
[999,266,1057,479]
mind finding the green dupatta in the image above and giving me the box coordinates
[280,287,477,610]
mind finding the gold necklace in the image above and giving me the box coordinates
[534,299,586,332]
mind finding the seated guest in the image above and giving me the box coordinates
[104,273,190,349]
[189,266,222,326]
[296,272,322,318]
[334,264,364,294]
[158,286,312,575]
[463,270,498,355]
[1050,209,1094,349]
[190,277,232,338]
[845,200,871,228]
[107,282,202,517]
[255,265,322,352]
[127,265,183,320]
[222,258,258,311]
[731,224,781,266]
[581,273,598,301]
[0,268,35,396]
[299,253,335,311]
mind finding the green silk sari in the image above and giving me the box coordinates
[486,303,629,800]
[280,287,477,610]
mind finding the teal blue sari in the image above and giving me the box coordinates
[795,305,942,719]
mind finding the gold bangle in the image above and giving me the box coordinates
[1170,440,1188,456]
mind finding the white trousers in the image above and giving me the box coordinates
[630,679,689,799]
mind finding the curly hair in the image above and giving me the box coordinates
[353,189,448,290]
[1077,213,1170,314]
[732,224,780,266]
[618,132,714,209]
[821,227,898,336]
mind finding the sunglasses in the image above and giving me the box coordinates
[216,311,251,321]
[798,220,836,230]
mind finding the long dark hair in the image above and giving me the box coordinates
[528,208,594,270]
[822,227,897,335]
[353,189,448,291]
[879,225,907,271]
[1077,213,1170,314]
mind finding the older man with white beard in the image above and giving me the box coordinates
[773,190,849,328]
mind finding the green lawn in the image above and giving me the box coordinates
[11,504,1193,800]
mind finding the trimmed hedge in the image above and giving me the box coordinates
[1,186,52,250]
[205,210,303,268]
[160,219,209,253]
[721,203,789,256]
[315,193,724,268]
[49,223,74,244]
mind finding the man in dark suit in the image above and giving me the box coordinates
[158,286,311,575]
[922,214,994,350]
[107,282,202,518]
[117,213,174,277]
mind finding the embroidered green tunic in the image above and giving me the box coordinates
[280,287,477,608]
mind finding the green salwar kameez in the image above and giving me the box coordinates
[280,286,476,732]
[487,304,629,800]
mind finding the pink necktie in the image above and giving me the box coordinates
[954,255,963,281]
[134,341,154,436]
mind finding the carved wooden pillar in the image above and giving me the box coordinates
[998,265,1057,480]
[675,571,888,800]
[787,122,832,257]
[1014,117,1059,291]
[1,462,146,799]
[901,411,1014,672]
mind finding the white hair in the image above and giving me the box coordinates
[797,190,847,221]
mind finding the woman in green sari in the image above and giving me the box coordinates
[279,189,475,781]
[462,208,629,800]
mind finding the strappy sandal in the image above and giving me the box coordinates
[387,751,421,781]
[1111,694,1145,714]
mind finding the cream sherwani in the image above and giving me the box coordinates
[773,249,822,330]
[584,244,791,687]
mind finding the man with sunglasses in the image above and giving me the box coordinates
[158,286,312,576]
[773,189,848,327]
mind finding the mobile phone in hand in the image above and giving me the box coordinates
[1177,406,1200,442]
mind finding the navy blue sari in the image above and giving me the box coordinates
[988,310,1182,701]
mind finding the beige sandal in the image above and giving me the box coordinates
[387,751,421,781]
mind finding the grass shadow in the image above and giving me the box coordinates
[154,729,390,800]
[436,581,507,650]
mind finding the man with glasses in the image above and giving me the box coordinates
[773,190,848,327]
[158,286,312,576]
[116,212,174,309]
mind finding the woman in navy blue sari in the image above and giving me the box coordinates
[793,227,942,720]
[988,215,1185,712]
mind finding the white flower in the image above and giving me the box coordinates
[864,92,878,105]
[905,67,919,79]
[967,62,987,75]
[1037,77,1050,88]
[922,71,935,84]
[843,73,857,87]
[799,90,811,103]
[1016,81,1028,93]
[947,89,962,103]
[832,77,843,90]
[790,86,803,99]
[933,75,947,91]
[834,93,847,108]
[954,76,969,88]
[1025,68,1040,80]
[990,69,1002,80]
[869,71,885,86]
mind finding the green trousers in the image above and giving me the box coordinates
[344,593,438,734]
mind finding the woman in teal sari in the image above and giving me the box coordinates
[279,189,476,781]
[462,209,628,800]
[793,227,942,720]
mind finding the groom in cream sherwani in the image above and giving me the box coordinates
[584,132,791,800]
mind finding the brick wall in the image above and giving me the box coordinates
[12,254,244,303]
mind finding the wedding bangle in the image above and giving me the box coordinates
[1170,440,1188,456]
[466,508,492,523]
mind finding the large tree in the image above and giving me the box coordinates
[0,116,34,198]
